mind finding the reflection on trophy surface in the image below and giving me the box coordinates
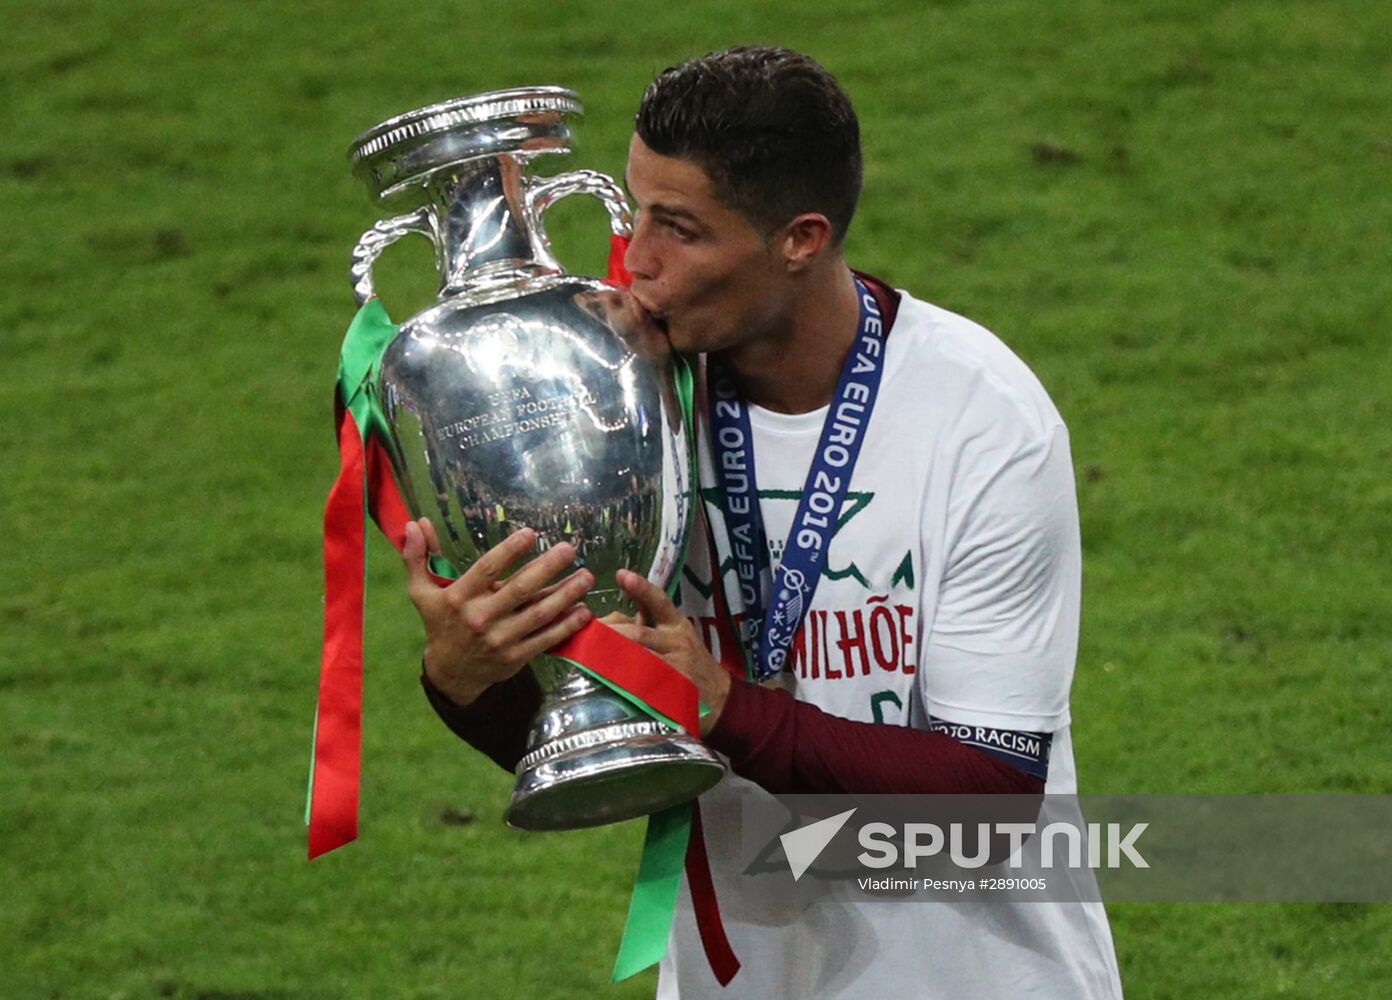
[347,88,725,830]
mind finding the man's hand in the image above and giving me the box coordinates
[604,569,732,735]
[402,518,594,707]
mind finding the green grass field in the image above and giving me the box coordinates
[3,0,1390,996]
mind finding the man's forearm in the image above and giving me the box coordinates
[423,666,1042,795]
[421,668,542,773]
[705,679,1045,795]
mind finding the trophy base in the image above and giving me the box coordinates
[505,719,725,831]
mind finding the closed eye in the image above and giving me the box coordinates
[664,219,698,241]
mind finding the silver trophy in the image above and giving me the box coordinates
[346,88,725,831]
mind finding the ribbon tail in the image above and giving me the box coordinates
[366,436,412,551]
[611,804,691,982]
[554,621,738,985]
[685,801,740,986]
[308,406,368,859]
[610,803,741,987]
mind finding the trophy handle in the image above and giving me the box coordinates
[525,169,634,272]
[349,206,437,306]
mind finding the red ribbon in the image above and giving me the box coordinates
[308,406,367,859]
[687,803,739,985]
[552,621,698,735]
[606,234,633,287]
[310,413,448,860]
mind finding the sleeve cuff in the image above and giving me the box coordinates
[420,664,542,760]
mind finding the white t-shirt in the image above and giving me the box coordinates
[658,289,1123,999]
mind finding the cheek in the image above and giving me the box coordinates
[660,264,723,325]
[660,242,776,346]
[677,250,731,296]
[720,265,779,328]
[690,250,762,310]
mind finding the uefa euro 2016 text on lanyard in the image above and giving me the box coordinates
[707,276,887,681]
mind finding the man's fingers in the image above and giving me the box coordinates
[418,517,443,557]
[488,542,583,613]
[518,579,567,607]
[452,528,537,597]
[604,619,668,653]
[402,519,427,564]
[512,605,595,665]
[615,569,684,625]
[402,521,435,600]
[493,569,595,646]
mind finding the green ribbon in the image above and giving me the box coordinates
[336,298,396,439]
[611,804,693,981]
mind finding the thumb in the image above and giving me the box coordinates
[401,520,434,596]
[617,569,682,625]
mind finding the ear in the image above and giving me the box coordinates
[776,212,836,273]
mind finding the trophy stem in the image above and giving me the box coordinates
[505,655,726,831]
[421,156,549,295]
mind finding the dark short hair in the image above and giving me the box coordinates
[635,46,862,243]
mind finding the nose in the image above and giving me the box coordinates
[623,216,658,282]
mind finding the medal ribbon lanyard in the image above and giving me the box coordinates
[708,276,887,681]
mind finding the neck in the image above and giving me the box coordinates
[718,265,861,414]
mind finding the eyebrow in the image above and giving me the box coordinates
[623,172,704,225]
[649,203,702,224]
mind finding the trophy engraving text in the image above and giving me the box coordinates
[439,384,600,452]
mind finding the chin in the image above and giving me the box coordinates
[666,330,698,354]
[662,324,702,354]
[664,320,734,356]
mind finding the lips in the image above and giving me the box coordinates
[631,292,671,332]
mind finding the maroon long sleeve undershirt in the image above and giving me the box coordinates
[421,668,542,773]
[422,671,1043,795]
[702,676,1043,794]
